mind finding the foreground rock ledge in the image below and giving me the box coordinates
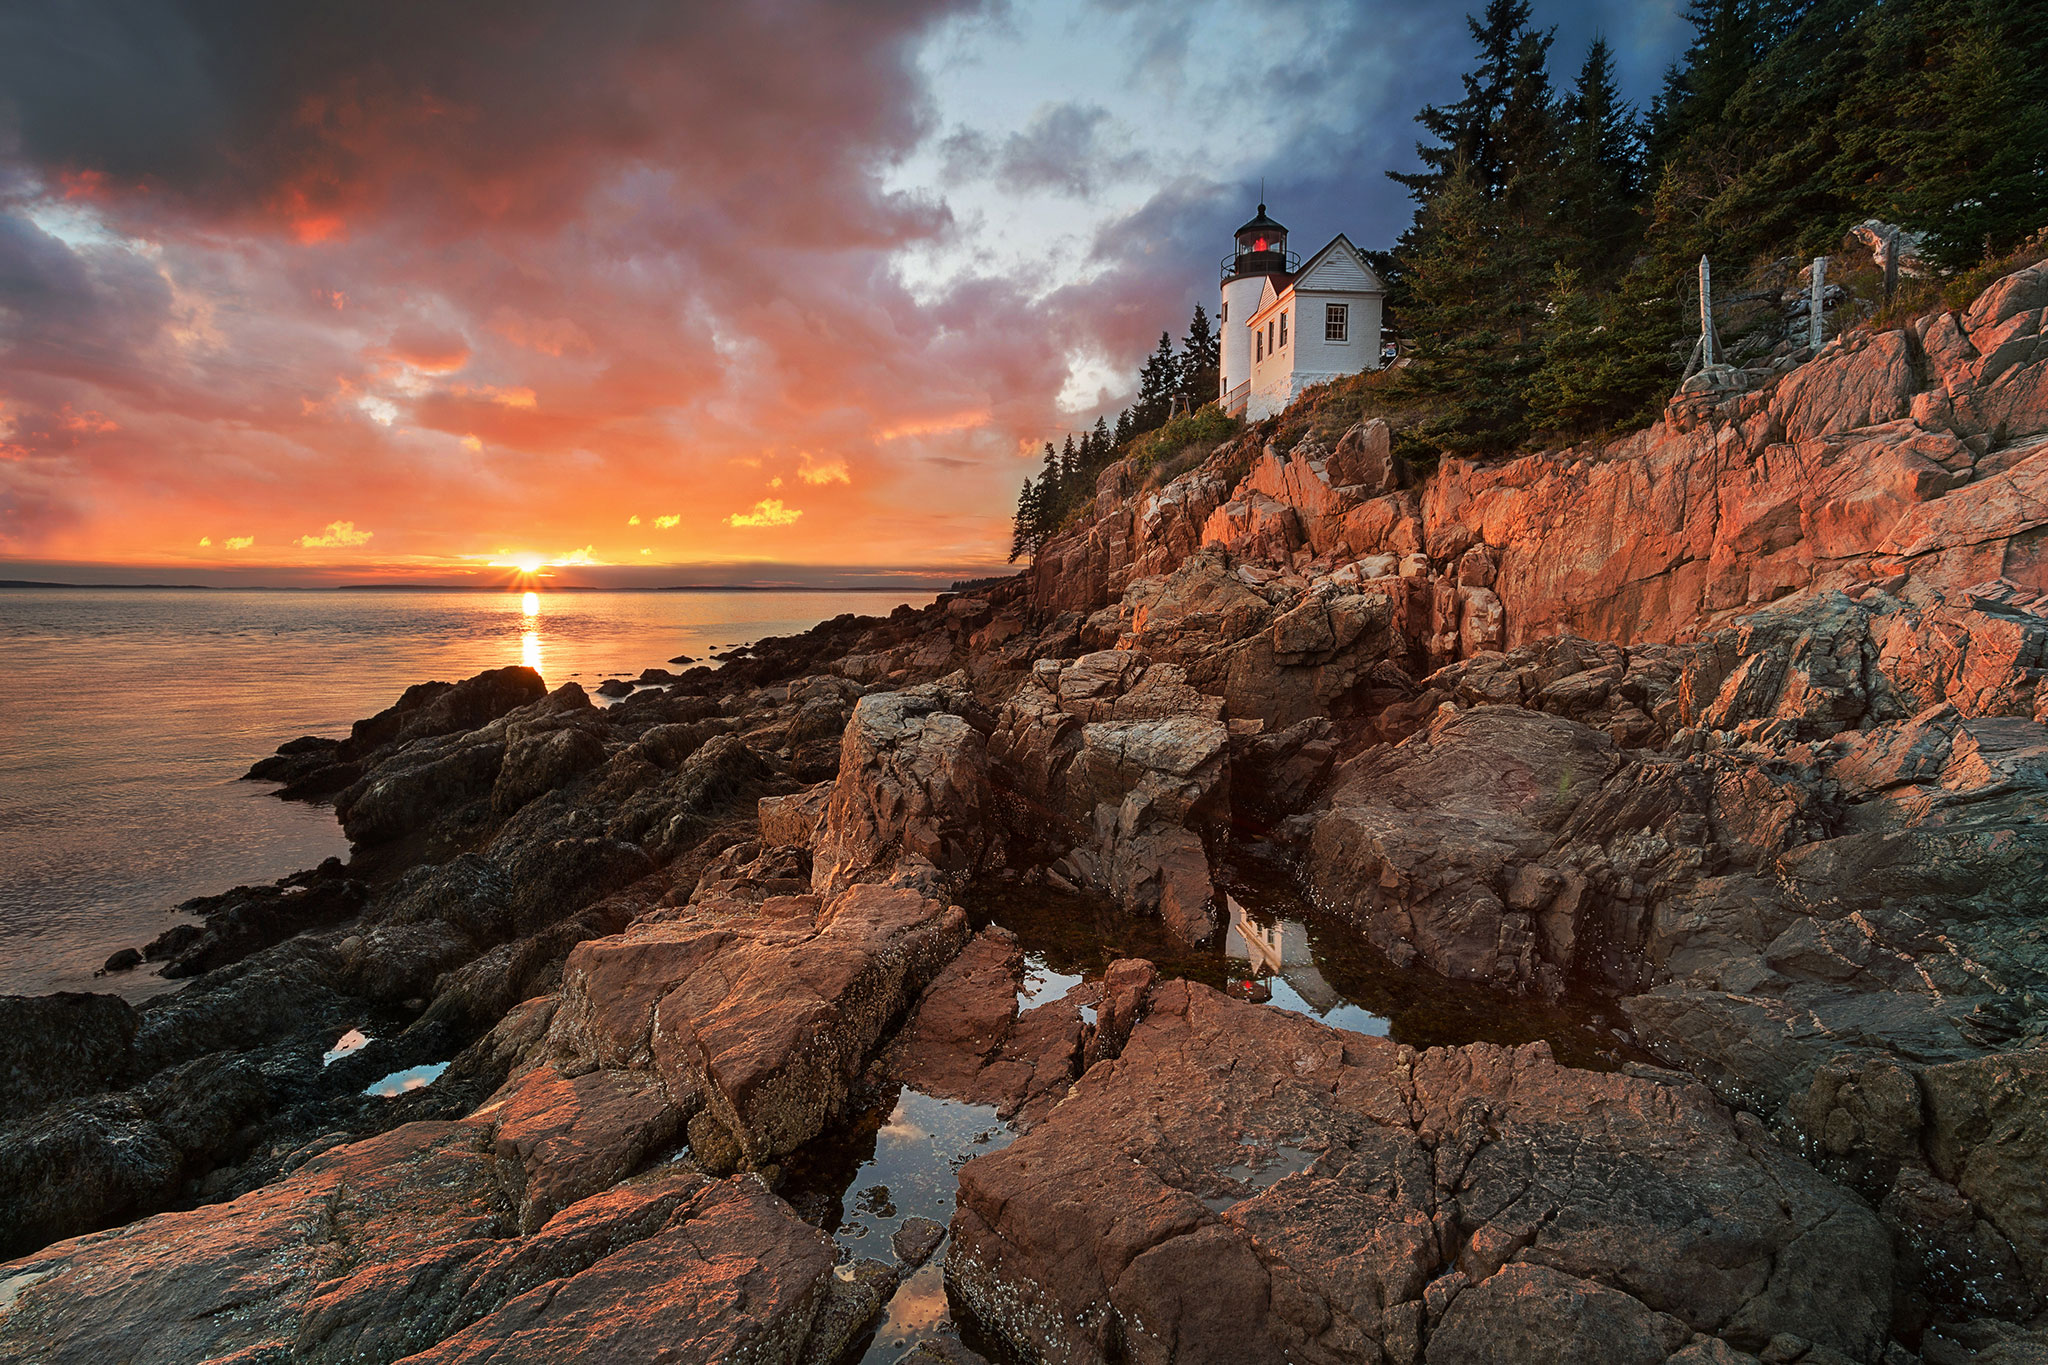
[947,977,1893,1365]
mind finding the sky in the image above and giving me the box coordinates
[0,0,1687,588]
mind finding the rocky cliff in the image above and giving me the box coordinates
[5,262,2048,1364]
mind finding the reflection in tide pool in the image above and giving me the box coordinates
[364,1062,448,1097]
[1018,952,1083,1010]
[322,1028,372,1066]
[1225,895,1391,1037]
[798,1087,1014,1363]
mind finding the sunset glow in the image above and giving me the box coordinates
[0,1,1683,587]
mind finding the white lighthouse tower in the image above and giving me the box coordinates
[1218,203,1294,415]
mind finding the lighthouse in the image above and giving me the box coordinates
[1218,203,1294,415]
[1217,201,1387,420]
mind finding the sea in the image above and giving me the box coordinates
[0,586,933,1001]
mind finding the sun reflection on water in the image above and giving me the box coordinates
[517,590,542,673]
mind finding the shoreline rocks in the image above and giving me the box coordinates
[9,261,2048,1361]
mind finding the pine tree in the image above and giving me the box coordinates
[1647,0,1772,169]
[1834,0,2048,268]
[1092,415,1112,459]
[1113,408,1134,449]
[1179,305,1220,407]
[1032,442,1063,542]
[1393,163,1545,455]
[1133,332,1181,430]
[1492,20,1560,221]
[1389,0,1539,205]
[1008,478,1037,562]
[1526,263,1685,438]
[1060,433,1080,490]
[1556,38,1645,275]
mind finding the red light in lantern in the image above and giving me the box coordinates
[1254,236,1268,251]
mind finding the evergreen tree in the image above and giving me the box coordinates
[1647,0,1775,168]
[1556,38,1645,274]
[1179,305,1220,407]
[1091,415,1113,459]
[1032,441,1063,542]
[1393,164,1545,454]
[1390,0,1539,205]
[1833,0,2048,268]
[1008,478,1038,563]
[1113,408,1134,448]
[1132,332,1180,429]
[1060,433,1081,489]
[1491,19,1560,221]
[1526,263,1685,437]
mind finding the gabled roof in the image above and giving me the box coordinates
[1291,233,1384,294]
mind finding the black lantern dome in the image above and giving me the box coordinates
[1222,203,1297,282]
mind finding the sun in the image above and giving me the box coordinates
[505,553,546,574]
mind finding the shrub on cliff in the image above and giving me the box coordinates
[1128,404,1240,486]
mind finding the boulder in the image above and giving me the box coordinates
[1307,706,1625,993]
[758,781,833,851]
[543,882,969,1168]
[0,1118,837,1365]
[812,679,996,894]
[0,995,136,1125]
[947,978,1892,1365]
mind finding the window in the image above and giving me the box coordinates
[1325,303,1349,342]
[1267,319,1275,354]
[1220,301,1227,323]
[1279,312,1288,348]
[1255,330,1262,362]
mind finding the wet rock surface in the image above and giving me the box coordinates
[11,265,2048,1360]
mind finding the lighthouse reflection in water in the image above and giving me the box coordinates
[1223,895,1391,1037]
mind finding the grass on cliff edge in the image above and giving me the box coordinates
[1127,404,1241,489]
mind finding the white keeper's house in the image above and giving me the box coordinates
[1218,202,1387,420]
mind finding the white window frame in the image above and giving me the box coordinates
[1279,312,1288,349]
[1255,329,1262,362]
[1325,303,1349,343]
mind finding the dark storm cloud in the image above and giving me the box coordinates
[0,0,974,242]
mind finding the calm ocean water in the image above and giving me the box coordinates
[0,587,931,1000]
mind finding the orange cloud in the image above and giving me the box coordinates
[455,384,536,408]
[728,498,802,528]
[490,310,592,357]
[654,513,680,529]
[377,328,471,374]
[797,453,850,485]
[224,536,256,550]
[59,407,118,434]
[299,520,374,548]
[876,410,990,440]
